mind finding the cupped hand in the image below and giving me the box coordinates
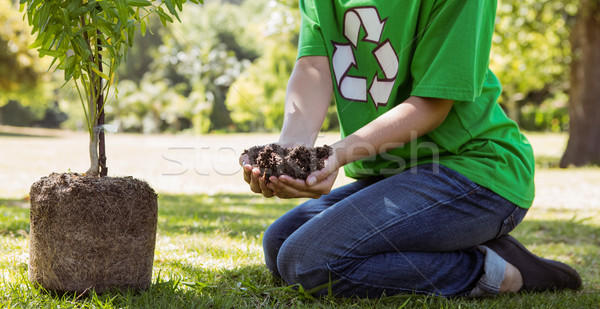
[239,152,275,198]
[268,156,339,199]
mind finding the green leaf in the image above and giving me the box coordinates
[71,3,97,18]
[140,19,146,36]
[115,0,129,25]
[74,25,95,38]
[73,35,91,61]
[36,3,51,33]
[97,1,118,20]
[96,20,119,40]
[127,20,135,47]
[37,48,64,58]
[40,24,61,50]
[55,31,68,52]
[59,8,73,35]
[64,60,76,81]
[89,62,110,81]
[59,55,77,71]
[97,37,117,59]
[65,0,80,14]
[162,0,181,22]
[126,0,152,7]
[28,36,45,49]
[48,56,59,72]
[155,7,173,26]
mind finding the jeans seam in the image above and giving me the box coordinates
[437,164,480,192]
[341,185,482,259]
[330,188,479,295]
[325,262,435,295]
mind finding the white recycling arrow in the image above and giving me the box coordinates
[332,44,355,86]
[332,43,367,102]
[333,6,396,106]
[354,8,385,44]
[344,7,386,47]
[369,40,399,109]
[373,41,398,79]
[340,76,368,102]
[344,10,362,48]
[369,76,395,108]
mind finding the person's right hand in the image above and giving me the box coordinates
[268,153,339,199]
[239,152,275,198]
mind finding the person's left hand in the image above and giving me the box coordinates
[267,156,339,199]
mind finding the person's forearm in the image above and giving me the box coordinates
[278,56,333,147]
[331,96,454,168]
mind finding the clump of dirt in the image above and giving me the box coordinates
[243,144,332,182]
[28,173,158,294]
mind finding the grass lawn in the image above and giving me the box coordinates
[0,128,599,307]
[1,191,599,308]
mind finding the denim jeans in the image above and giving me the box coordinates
[262,164,528,297]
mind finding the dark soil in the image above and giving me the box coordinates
[243,144,332,183]
[28,173,158,294]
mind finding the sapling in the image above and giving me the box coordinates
[20,0,202,176]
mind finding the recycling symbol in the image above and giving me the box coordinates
[332,7,399,109]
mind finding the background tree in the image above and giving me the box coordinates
[0,0,55,124]
[108,0,263,133]
[490,0,578,132]
[560,0,600,167]
[224,0,298,132]
[225,0,338,132]
[10,0,589,137]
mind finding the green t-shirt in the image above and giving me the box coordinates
[298,0,535,208]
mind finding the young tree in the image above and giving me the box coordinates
[560,0,600,167]
[20,0,202,176]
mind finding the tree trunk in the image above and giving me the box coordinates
[97,34,107,177]
[86,132,99,176]
[560,0,600,167]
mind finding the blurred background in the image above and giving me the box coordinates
[0,0,581,134]
[1,0,599,211]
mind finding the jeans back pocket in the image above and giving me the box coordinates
[496,206,528,238]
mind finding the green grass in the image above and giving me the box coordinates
[1,194,599,308]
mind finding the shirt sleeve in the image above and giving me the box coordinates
[410,0,497,102]
[297,0,328,59]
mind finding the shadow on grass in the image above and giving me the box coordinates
[157,193,299,237]
[512,217,600,247]
[63,263,292,308]
[3,193,600,307]
[510,217,600,294]
[100,260,600,308]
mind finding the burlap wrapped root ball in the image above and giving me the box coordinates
[28,173,158,294]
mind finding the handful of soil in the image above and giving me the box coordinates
[243,144,332,183]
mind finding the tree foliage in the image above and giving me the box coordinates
[491,0,578,131]
[225,41,295,132]
[0,0,53,110]
[20,0,202,175]
[10,0,584,134]
[228,0,580,133]
[107,0,264,133]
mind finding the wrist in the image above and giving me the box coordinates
[329,143,347,170]
[277,133,317,148]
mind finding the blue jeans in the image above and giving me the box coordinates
[263,164,528,297]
